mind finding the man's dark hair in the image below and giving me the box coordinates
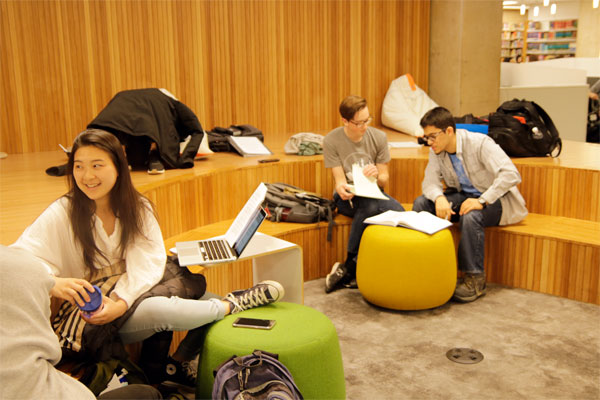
[420,106,455,132]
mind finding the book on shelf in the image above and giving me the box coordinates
[227,136,272,157]
[363,210,452,235]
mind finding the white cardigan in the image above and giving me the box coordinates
[11,196,166,307]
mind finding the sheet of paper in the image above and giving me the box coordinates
[351,163,388,200]
[389,141,421,149]
[224,182,267,247]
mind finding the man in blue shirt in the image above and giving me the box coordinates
[413,107,527,302]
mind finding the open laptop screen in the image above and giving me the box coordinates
[233,207,266,256]
[225,183,268,248]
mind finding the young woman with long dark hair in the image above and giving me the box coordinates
[11,129,283,389]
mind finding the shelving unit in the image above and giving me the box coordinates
[526,19,577,61]
[501,22,526,62]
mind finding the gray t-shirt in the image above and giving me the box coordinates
[323,126,390,184]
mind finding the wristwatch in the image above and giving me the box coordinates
[478,197,487,208]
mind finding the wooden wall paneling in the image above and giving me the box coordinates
[591,248,600,304]
[1,0,430,153]
[484,231,600,304]
[516,165,600,222]
[539,238,551,294]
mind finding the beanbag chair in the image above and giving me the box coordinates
[381,74,438,137]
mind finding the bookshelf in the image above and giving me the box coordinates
[501,22,526,62]
[526,19,577,61]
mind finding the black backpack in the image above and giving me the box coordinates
[262,183,336,241]
[488,99,562,157]
[212,350,303,400]
[208,124,264,152]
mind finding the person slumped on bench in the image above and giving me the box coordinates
[9,129,284,392]
[323,95,405,293]
[87,88,205,175]
[413,107,528,302]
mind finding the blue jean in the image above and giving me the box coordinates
[412,192,502,274]
[334,191,405,267]
[119,295,226,359]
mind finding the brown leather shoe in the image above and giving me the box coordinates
[453,273,486,302]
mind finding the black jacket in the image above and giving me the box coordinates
[88,88,203,169]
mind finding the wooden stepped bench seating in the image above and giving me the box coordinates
[164,212,600,306]
[2,129,598,367]
[2,131,598,246]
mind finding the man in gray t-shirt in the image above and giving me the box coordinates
[322,95,404,293]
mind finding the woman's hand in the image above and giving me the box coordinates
[82,296,127,325]
[50,277,94,307]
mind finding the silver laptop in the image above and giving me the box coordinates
[176,183,267,266]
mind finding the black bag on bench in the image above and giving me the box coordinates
[488,99,562,157]
[208,124,264,152]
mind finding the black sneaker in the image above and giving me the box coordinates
[162,355,197,390]
[224,280,284,314]
[343,278,358,289]
[452,273,487,302]
[147,151,165,175]
[325,262,348,293]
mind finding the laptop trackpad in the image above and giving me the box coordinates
[178,247,201,258]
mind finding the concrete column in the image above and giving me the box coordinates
[429,0,503,116]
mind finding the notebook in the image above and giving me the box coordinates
[175,183,268,266]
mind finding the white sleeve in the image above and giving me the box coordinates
[9,198,76,277]
[112,203,166,307]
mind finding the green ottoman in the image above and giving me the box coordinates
[196,302,345,399]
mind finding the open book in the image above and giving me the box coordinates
[364,210,452,235]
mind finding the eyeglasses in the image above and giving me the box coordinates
[423,129,445,143]
[349,116,372,127]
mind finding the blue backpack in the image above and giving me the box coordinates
[212,350,303,400]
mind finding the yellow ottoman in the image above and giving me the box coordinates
[356,225,456,310]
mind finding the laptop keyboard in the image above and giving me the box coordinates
[198,239,232,261]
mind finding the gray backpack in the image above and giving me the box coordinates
[212,350,303,400]
[262,183,336,241]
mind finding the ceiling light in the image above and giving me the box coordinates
[543,0,549,6]
[520,4,526,14]
[551,3,556,14]
[594,0,599,9]
[503,1,518,5]
[533,5,539,16]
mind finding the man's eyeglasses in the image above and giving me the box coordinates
[349,116,372,127]
[423,129,445,143]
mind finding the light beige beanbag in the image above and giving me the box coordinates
[381,74,438,137]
